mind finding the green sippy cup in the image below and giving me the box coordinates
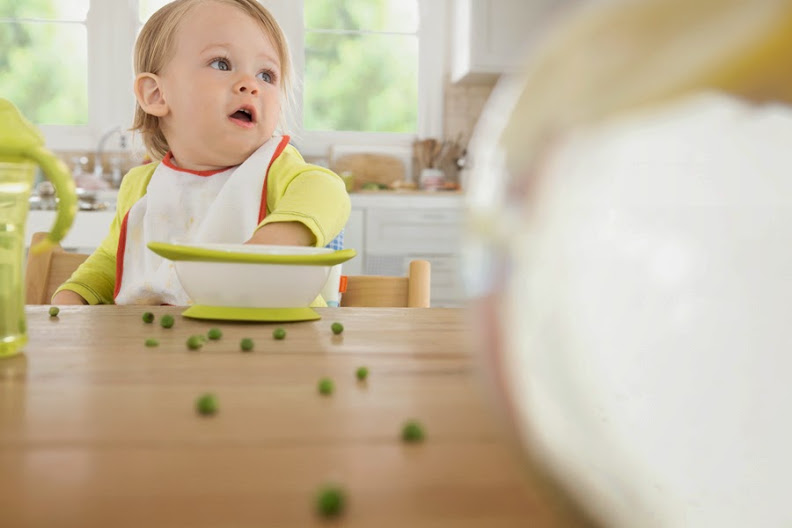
[0,98,77,358]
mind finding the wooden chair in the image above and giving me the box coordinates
[25,232,89,304]
[340,260,431,308]
[25,232,432,308]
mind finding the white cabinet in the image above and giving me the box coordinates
[451,0,567,83]
[26,210,116,253]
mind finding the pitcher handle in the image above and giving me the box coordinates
[26,146,78,255]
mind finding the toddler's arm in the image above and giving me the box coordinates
[52,289,88,305]
[255,146,351,248]
[246,221,314,246]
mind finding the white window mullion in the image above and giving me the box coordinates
[87,0,137,147]
[418,0,445,139]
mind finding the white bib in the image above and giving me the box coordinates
[114,136,289,305]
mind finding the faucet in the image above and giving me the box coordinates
[94,126,123,179]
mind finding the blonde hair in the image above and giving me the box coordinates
[131,0,293,159]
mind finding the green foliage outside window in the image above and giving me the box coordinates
[304,0,418,133]
[0,0,88,125]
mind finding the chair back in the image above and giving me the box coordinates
[340,260,431,307]
[25,232,88,304]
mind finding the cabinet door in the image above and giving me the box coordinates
[452,0,568,83]
[365,208,463,255]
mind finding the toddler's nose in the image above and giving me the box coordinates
[234,76,259,95]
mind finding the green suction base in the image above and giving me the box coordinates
[181,305,321,322]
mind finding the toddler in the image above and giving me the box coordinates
[53,0,350,306]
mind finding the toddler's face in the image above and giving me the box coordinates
[158,1,282,169]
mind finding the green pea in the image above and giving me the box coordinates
[160,314,175,328]
[207,328,222,340]
[318,378,334,396]
[142,311,154,323]
[48,306,60,317]
[272,327,286,340]
[196,393,218,416]
[316,484,345,517]
[356,367,368,381]
[186,335,204,350]
[331,322,344,335]
[144,338,159,347]
[401,420,425,443]
[240,338,254,352]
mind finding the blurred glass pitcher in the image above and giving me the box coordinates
[0,98,77,358]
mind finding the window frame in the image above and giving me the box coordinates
[26,0,446,157]
[32,1,138,151]
[274,0,446,158]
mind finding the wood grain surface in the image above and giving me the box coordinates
[0,306,579,527]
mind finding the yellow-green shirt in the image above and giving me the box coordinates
[55,144,350,305]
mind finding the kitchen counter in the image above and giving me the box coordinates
[26,210,116,250]
[350,191,463,209]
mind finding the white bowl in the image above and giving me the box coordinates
[148,242,354,309]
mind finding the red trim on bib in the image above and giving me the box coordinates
[257,135,291,224]
[114,210,131,300]
[162,152,231,176]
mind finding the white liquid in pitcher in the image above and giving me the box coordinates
[493,94,792,527]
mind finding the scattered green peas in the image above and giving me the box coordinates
[401,420,425,443]
[160,314,175,328]
[272,327,286,340]
[142,311,154,323]
[356,367,369,381]
[318,378,334,396]
[240,338,254,352]
[144,338,159,347]
[316,484,345,517]
[207,328,222,340]
[331,322,344,335]
[186,335,204,350]
[48,306,59,317]
[196,393,218,416]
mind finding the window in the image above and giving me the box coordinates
[0,0,445,156]
[292,0,445,156]
[0,1,89,125]
[304,0,419,133]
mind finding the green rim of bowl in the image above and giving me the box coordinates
[147,242,356,266]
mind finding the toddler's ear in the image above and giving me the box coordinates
[134,73,168,117]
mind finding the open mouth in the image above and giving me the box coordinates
[229,106,256,126]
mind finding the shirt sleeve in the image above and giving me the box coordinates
[257,144,351,247]
[53,164,156,304]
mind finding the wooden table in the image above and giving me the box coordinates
[0,306,566,527]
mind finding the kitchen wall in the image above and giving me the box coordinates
[443,76,496,145]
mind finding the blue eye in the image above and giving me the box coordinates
[210,58,230,71]
[257,70,274,83]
